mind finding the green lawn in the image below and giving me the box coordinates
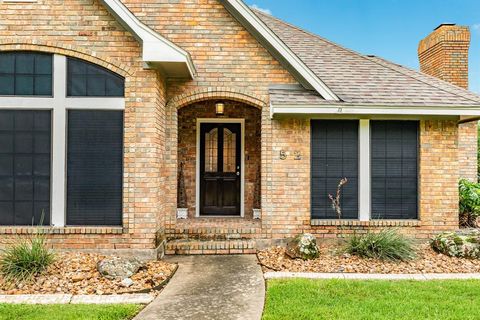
[263,279,480,320]
[0,304,141,320]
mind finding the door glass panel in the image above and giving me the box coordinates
[205,128,218,173]
[223,128,236,173]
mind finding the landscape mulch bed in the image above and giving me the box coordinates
[0,253,177,295]
[258,245,480,274]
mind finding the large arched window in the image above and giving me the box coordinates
[0,52,125,227]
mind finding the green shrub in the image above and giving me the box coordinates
[345,228,416,261]
[459,178,480,227]
[0,233,55,283]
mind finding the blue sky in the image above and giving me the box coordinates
[245,0,480,94]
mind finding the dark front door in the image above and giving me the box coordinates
[200,122,241,216]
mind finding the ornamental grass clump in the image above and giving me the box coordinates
[346,228,416,261]
[0,233,55,283]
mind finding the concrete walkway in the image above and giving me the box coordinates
[134,255,265,320]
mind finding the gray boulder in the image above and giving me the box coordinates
[286,233,320,260]
[431,229,480,259]
[97,257,144,280]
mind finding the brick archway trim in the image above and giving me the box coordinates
[0,40,132,77]
[168,87,268,110]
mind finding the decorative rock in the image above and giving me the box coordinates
[97,257,144,280]
[431,230,480,258]
[120,278,134,288]
[71,274,85,283]
[285,233,320,260]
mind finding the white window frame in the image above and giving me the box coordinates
[358,119,371,221]
[0,54,125,227]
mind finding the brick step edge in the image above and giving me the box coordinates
[0,293,154,305]
[167,227,261,234]
[165,239,257,255]
[166,234,259,241]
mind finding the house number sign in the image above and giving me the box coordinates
[279,150,302,160]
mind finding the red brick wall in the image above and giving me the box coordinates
[0,0,166,253]
[419,24,477,181]
[264,119,459,240]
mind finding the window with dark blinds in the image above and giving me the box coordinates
[67,58,125,97]
[0,52,53,96]
[0,110,51,225]
[311,120,359,219]
[371,121,419,219]
[66,110,123,226]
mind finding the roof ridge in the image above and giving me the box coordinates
[253,9,480,104]
[368,56,480,104]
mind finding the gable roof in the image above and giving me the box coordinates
[220,0,339,101]
[254,9,480,109]
[100,0,195,79]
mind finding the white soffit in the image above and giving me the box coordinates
[220,0,339,101]
[100,0,196,79]
[270,103,480,117]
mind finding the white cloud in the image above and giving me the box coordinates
[250,4,272,15]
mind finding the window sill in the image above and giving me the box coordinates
[311,219,421,227]
[0,226,124,235]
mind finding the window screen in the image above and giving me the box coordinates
[371,121,419,219]
[67,58,125,97]
[311,120,359,219]
[0,52,53,96]
[0,110,51,225]
[66,110,123,226]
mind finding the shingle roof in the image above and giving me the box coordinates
[254,10,480,107]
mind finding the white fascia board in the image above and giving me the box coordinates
[100,0,196,78]
[220,0,339,101]
[271,104,480,117]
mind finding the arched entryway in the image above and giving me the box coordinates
[177,100,261,219]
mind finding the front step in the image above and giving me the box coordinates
[166,219,262,241]
[165,239,257,255]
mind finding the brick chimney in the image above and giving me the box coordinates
[418,24,477,181]
[418,23,470,89]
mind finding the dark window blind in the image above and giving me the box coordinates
[311,120,359,219]
[66,110,123,226]
[67,58,124,97]
[371,121,419,219]
[0,110,51,225]
[0,52,52,96]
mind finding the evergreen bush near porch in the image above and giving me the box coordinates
[459,178,480,227]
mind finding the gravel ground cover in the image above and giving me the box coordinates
[0,253,176,295]
[258,245,480,274]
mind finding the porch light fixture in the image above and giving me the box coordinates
[215,102,225,115]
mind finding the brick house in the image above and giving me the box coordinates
[0,0,479,258]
